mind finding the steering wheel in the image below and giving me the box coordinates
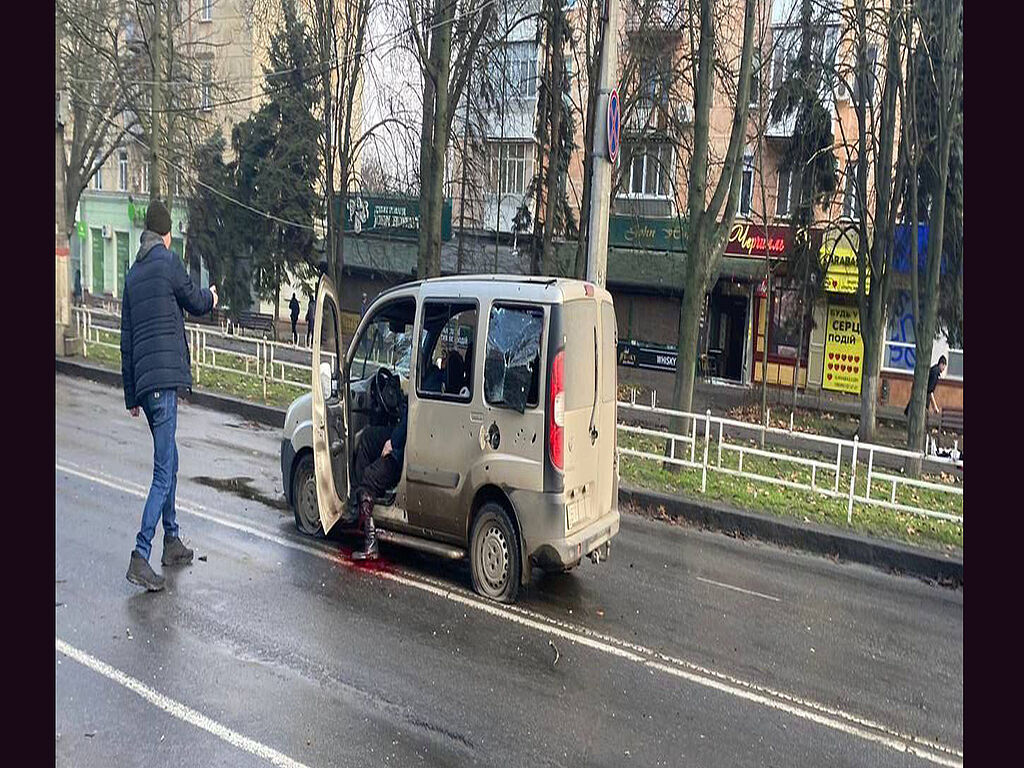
[373,367,400,415]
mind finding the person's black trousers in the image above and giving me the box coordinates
[354,425,401,500]
[291,318,298,344]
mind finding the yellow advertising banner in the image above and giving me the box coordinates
[822,304,864,394]
[822,244,871,294]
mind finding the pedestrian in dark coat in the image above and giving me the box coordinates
[120,201,218,591]
[305,297,316,346]
[289,292,301,345]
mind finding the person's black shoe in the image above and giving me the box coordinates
[161,536,194,566]
[126,552,165,591]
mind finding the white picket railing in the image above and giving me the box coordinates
[618,391,963,527]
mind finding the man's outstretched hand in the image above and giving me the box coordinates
[130,407,140,418]
[382,439,393,458]
[210,284,219,308]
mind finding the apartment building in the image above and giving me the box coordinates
[444,0,960,405]
[73,0,257,300]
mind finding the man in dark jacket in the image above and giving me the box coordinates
[121,201,218,591]
[289,292,301,345]
[349,408,407,561]
[305,297,315,346]
[904,355,947,417]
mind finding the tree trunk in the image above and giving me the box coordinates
[668,258,709,440]
[149,0,164,201]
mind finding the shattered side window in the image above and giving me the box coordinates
[485,304,544,413]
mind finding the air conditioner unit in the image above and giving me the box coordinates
[677,103,694,125]
[102,225,113,239]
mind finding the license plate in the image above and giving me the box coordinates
[566,500,582,531]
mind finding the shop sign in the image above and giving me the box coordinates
[821,228,870,294]
[609,215,687,252]
[725,223,790,259]
[822,304,864,394]
[337,195,452,241]
[617,340,677,372]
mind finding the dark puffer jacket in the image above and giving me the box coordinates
[120,231,214,408]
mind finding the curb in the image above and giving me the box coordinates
[619,485,963,587]
[55,358,287,429]
[56,357,962,586]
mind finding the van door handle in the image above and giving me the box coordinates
[470,411,484,423]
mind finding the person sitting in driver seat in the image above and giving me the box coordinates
[349,406,407,561]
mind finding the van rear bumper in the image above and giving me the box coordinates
[510,490,620,571]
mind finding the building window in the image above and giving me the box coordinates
[842,162,860,220]
[750,51,761,107]
[201,63,212,110]
[509,42,538,98]
[758,287,809,362]
[92,166,103,191]
[118,150,128,191]
[852,45,878,104]
[627,143,672,198]
[201,0,212,22]
[739,153,754,217]
[775,167,791,217]
[490,142,528,196]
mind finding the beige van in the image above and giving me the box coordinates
[280,274,619,603]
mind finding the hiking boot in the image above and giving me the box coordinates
[161,535,194,566]
[352,498,378,561]
[126,551,165,591]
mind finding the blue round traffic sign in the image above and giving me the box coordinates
[607,87,620,164]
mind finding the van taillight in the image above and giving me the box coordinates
[549,348,564,471]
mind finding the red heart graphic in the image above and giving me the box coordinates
[828,352,834,360]
[827,363,832,370]
[841,364,847,372]
[854,356,860,363]
[827,373,833,380]
[832,280,838,287]
[841,354,847,361]
[854,366,859,373]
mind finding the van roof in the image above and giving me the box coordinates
[375,274,612,304]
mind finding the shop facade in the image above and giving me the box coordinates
[75,190,198,300]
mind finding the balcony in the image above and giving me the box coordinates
[625,99,692,136]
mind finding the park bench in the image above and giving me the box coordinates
[232,310,277,340]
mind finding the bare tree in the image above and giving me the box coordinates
[904,0,962,460]
[406,0,496,278]
[665,0,758,425]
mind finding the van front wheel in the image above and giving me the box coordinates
[470,503,521,603]
[292,454,323,537]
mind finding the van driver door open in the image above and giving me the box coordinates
[311,274,349,534]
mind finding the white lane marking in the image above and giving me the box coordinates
[56,638,310,768]
[56,463,963,766]
[695,575,782,602]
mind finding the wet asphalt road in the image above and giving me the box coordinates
[55,375,963,767]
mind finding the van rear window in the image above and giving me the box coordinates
[563,300,597,411]
[484,304,543,412]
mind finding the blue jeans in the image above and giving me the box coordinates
[135,389,180,560]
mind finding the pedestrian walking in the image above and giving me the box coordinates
[120,201,218,591]
[905,355,947,417]
[305,296,316,346]
[73,268,82,306]
[360,292,369,318]
[289,292,300,345]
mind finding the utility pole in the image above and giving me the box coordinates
[584,0,618,288]
[150,0,164,201]
[55,20,71,356]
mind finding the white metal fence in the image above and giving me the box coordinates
[72,306,333,400]
[618,390,963,527]
[70,306,962,527]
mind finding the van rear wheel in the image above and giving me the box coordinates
[470,503,521,604]
[292,454,323,537]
